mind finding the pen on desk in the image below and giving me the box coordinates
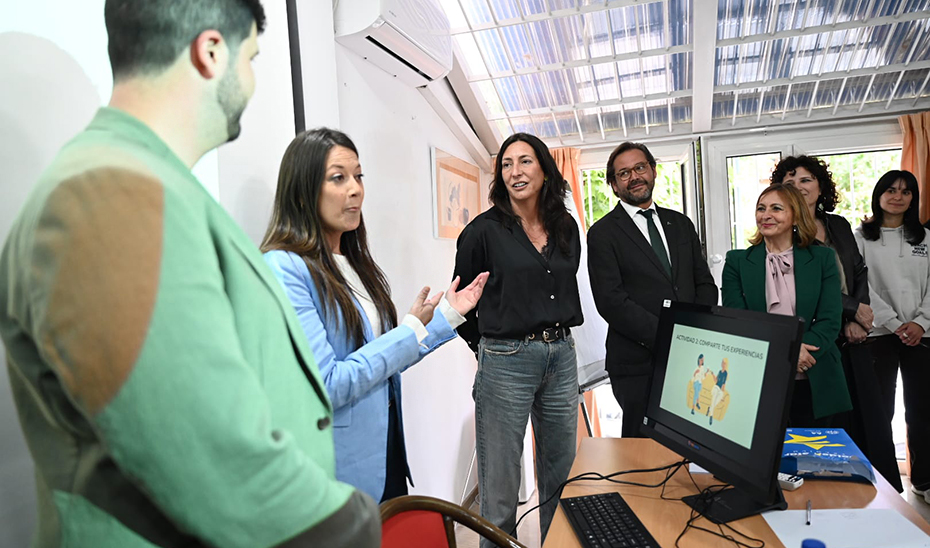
[806,499,812,526]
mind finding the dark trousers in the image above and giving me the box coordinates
[608,372,651,438]
[833,342,903,491]
[787,380,834,428]
[381,383,409,502]
[869,335,930,490]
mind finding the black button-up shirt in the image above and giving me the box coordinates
[453,206,584,352]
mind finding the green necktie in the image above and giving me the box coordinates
[638,209,672,277]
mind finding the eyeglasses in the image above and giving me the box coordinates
[615,163,650,182]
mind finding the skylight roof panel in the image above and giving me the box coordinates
[546,69,576,106]
[637,2,666,51]
[851,24,885,70]
[551,14,588,62]
[716,0,741,41]
[454,34,490,78]
[669,52,693,92]
[670,0,691,47]
[475,29,512,73]
[494,118,514,139]
[804,0,830,28]
[518,0,549,16]
[712,91,736,119]
[489,0,522,21]
[494,77,526,112]
[572,66,597,103]
[474,81,507,117]
[812,78,844,107]
[599,106,625,133]
[642,55,669,94]
[609,6,639,55]
[737,41,764,83]
[460,0,495,26]
[549,0,578,9]
[517,74,551,109]
[584,10,613,59]
[867,71,904,103]
[532,115,560,138]
[593,62,619,101]
[897,68,930,98]
[510,115,537,134]
[553,112,580,137]
[716,45,739,86]
[617,58,643,96]
[736,89,762,118]
[528,20,561,65]
[888,20,926,65]
[500,24,536,70]
[839,75,871,106]
[623,101,646,128]
[670,96,692,124]
[647,101,669,128]
[578,108,601,136]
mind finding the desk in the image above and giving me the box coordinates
[545,438,930,547]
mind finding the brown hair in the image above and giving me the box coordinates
[261,128,397,348]
[748,183,817,248]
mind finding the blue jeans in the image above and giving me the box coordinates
[474,334,578,548]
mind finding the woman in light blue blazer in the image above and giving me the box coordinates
[261,128,488,502]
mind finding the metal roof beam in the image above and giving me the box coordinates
[715,10,930,48]
[715,58,930,93]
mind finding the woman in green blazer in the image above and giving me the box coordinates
[722,183,852,425]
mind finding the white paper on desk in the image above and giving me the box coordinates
[763,509,930,548]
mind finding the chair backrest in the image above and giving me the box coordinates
[380,495,527,548]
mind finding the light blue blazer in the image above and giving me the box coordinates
[264,250,456,501]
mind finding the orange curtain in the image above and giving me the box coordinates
[899,111,930,223]
[551,147,586,232]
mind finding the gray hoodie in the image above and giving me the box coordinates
[854,225,930,337]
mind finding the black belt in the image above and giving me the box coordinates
[526,326,568,343]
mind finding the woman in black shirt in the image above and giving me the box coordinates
[454,133,583,547]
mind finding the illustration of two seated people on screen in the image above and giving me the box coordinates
[687,354,730,425]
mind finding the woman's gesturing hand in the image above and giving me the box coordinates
[408,287,444,326]
[446,272,490,316]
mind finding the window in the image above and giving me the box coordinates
[581,162,684,227]
[816,149,902,227]
[726,153,783,249]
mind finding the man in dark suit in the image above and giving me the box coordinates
[588,142,718,437]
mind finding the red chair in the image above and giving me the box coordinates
[380,495,527,548]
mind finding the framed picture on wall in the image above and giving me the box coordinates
[431,147,480,240]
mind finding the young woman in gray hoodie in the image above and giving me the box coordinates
[855,169,930,503]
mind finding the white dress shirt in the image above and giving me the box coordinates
[618,199,672,267]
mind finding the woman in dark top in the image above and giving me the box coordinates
[771,156,901,491]
[453,133,583,547]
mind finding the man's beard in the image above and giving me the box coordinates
[217,67,247,142]
[619,178,654,205]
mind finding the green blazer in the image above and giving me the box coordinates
[0,109,357,547]
[722,244,852,419]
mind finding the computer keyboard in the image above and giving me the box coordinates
[560,492,661,548]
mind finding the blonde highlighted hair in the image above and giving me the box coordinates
[748,183,817,248]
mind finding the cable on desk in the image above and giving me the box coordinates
[511,459,689,535]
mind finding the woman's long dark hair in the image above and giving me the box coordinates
[489,133,574,254]
[860,170,925,245]
[769,155,840,218]
[260,128,397,348]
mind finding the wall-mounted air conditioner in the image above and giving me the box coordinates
[333,0,453,88]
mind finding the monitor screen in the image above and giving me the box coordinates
[642,300,803,523]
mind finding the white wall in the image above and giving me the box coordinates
[334,46,490,503]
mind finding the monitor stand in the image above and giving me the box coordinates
[681,485,787,524]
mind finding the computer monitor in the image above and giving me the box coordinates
[641,300,804,524]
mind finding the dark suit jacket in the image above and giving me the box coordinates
[722,244,852,419]
[587,204,718,377]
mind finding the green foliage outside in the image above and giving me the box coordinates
[818,149,901,227]
[581,163,684,227]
